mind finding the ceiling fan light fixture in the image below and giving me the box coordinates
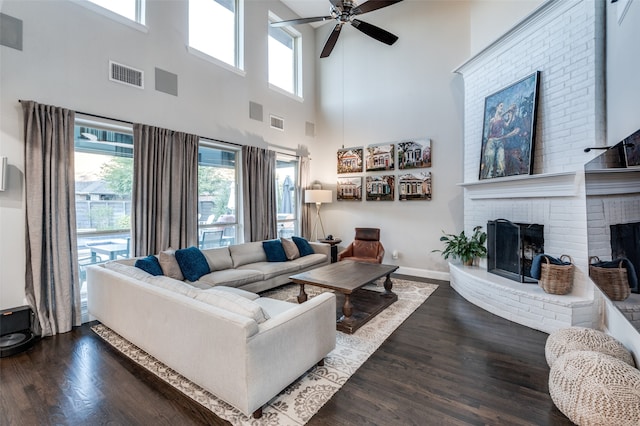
[270,0,404,58]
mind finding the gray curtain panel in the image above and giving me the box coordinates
[22,100,81,336]
[298,156,312,240]
[242,146,277,242]
[132,124,199,255]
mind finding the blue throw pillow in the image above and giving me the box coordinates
[134,255,164,276]
[262,239,288,262]
[292,236,314,257]
[174,246,211,281]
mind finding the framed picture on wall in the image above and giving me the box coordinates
[365,143,395,171]
[337,147,363,174]
[398,139,431,169]
[365,175,395,201]
[479,71,540,180]
[337,177,363,201]
[398,172,432,201]
[623,128,640,168]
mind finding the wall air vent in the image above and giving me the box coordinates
[109,60,144,89]
[270,115,284,131]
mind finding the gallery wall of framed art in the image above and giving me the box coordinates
[337,138,433,202]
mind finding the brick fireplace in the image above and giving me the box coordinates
[450,0,607,333]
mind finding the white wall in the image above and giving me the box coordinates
[312,1,470,279]
[0,0,318,310]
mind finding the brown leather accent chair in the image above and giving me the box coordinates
[338,228,385,264]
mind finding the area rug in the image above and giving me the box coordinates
[91,278,438,425]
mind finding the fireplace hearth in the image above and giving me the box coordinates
[487,219,544,283]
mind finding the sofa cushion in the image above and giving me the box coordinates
[105,261,154,281]
[145,275,199,297]
[254,297,297,318]
[237,261,300,280]
[292,236,314,257]
[262,239,288,262]
[198,268,264,288]
[194,289,270,324]
[281,237,300,260]
[134,255,164,276]
[158,248,184,280]
[175,246,211,281]
[201,246,234,272]
[201,286,260,301]
[290,253,327,269]
[229,242,267,267]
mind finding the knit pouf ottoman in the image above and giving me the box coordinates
[545,327,635,368]
[549,350,640,426]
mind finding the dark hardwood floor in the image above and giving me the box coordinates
[0,280,573,425]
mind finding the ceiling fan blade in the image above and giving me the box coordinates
[352,0,404,15]
[320,24,343,58]
[329,0,344,10]
[351,19,398,45]
[270,16,333,27]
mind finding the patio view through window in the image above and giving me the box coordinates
[74,120,133,320]
[276,156,299,238]
[198,144,239,249]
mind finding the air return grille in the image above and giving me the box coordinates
[270,115,284,131]
[109,60,144,89]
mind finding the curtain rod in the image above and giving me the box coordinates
[19,99,243,148]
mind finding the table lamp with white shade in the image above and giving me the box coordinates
[305,189,332,241]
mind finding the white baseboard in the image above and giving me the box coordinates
[396,266,449,282]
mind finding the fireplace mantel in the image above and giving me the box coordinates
[458,171,578,200]
[585,168,640,196]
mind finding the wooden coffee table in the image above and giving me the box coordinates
[289,260,399,334]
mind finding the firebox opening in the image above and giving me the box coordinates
[610,221,640,293]
[488,219,544,283]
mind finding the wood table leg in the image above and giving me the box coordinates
[297,284,308,303]
[383,273,395,297]
[343,294,353,318]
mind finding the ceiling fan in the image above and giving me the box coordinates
[271,0,404,58]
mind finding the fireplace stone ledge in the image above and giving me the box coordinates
[449,263,596,334]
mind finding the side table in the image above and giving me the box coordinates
[318,238,342,263]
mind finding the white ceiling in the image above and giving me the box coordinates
[279,1,334,24]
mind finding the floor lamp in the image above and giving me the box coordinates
[305,189,332,241]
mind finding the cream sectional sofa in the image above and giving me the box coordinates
[87,240,336,418]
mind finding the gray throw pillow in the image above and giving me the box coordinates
[158,248,184,281]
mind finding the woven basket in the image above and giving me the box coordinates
[589,256,630,301]
[538,255,574,295]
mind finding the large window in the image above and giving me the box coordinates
[189,0,242,69]
[268,13,301,96]
[276,156,299,238]
[87,0,145,24]
[198,143,239,249]
[74,119,134,321]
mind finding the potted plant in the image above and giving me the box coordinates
[433,226,487,266]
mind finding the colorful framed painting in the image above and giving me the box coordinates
[398,139,431,169]
[337,147,363,174]
[365,175,395,201]
[365,143,395,171]
[623,128,640,168]
[337,177,362,201]
[398,172,432,201]
[479,71,540,180]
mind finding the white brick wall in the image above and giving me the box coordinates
[452,0,607,332]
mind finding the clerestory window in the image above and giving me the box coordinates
[189,0,243,70]
[268,12,301,97]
